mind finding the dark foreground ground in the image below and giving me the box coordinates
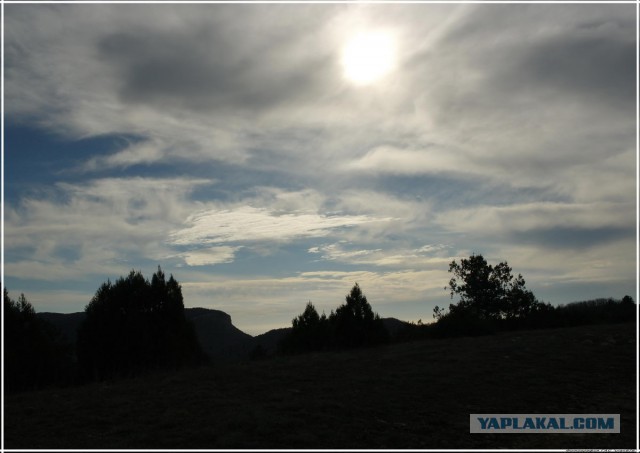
[4,322,637,449]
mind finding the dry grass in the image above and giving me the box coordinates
[4,322,636,449]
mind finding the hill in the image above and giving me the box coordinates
[37,308,413,361]
[184,308,254,362]
[381,316,412,336]
[4,322,635,449]
[38,308,256,362]
[37,312,86,346]
[252,327,292,355]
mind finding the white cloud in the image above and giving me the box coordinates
[169,206,387,246]
[4,177,214,281]
[417,244,449,254]
[307,242,453,269]
[347,145,474,176]
[4,4,635,329]
[81,139,165,171]
[5,4,634,200]
[435,201,635,235]
[179,246,240,267]
[308,243,383,261]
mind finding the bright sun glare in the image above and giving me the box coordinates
[342,31,396,86]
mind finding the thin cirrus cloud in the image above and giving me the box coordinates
[169,206,389,247]
[81,139,166,171]
[3,177,215,273]
[347,145,474,176]
[308,243,452,269]
[178,246,241,267]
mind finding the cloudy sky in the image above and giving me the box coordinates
[3,3,637,335]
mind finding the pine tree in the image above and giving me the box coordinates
[330,283,388,348]
[76,267,203,381]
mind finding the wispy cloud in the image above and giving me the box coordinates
[4,177,214,280]
[180,267,451,334]
[347,145,473,177]
[178,246,241,267]
[308,242,452,269]
[435,201,635,243]
[81,139,166,171]
[170,206,387,246]
[4,3,636,334]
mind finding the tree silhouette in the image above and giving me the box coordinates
[281,284,388,353]
[444,254,544,321]
[329,283,388,348]
[4,288,74,392]
[281,301,328,353]
[77,267,203,381]
[621,295,634,305]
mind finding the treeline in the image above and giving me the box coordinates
[4,289,76,392]
[512,296,635,329]
[3,255,636,392]
[398,254,636,340]
[279,283,389,354]
[397,296,636,341]
[77,267,205,382]
[3,267,204,393]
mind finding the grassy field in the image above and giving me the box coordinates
[4,322,637,449]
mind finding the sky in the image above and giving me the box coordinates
[3,3,638,336]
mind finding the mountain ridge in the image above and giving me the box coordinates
[37,308,412,361]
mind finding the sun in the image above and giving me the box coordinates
[341,31,396,86]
